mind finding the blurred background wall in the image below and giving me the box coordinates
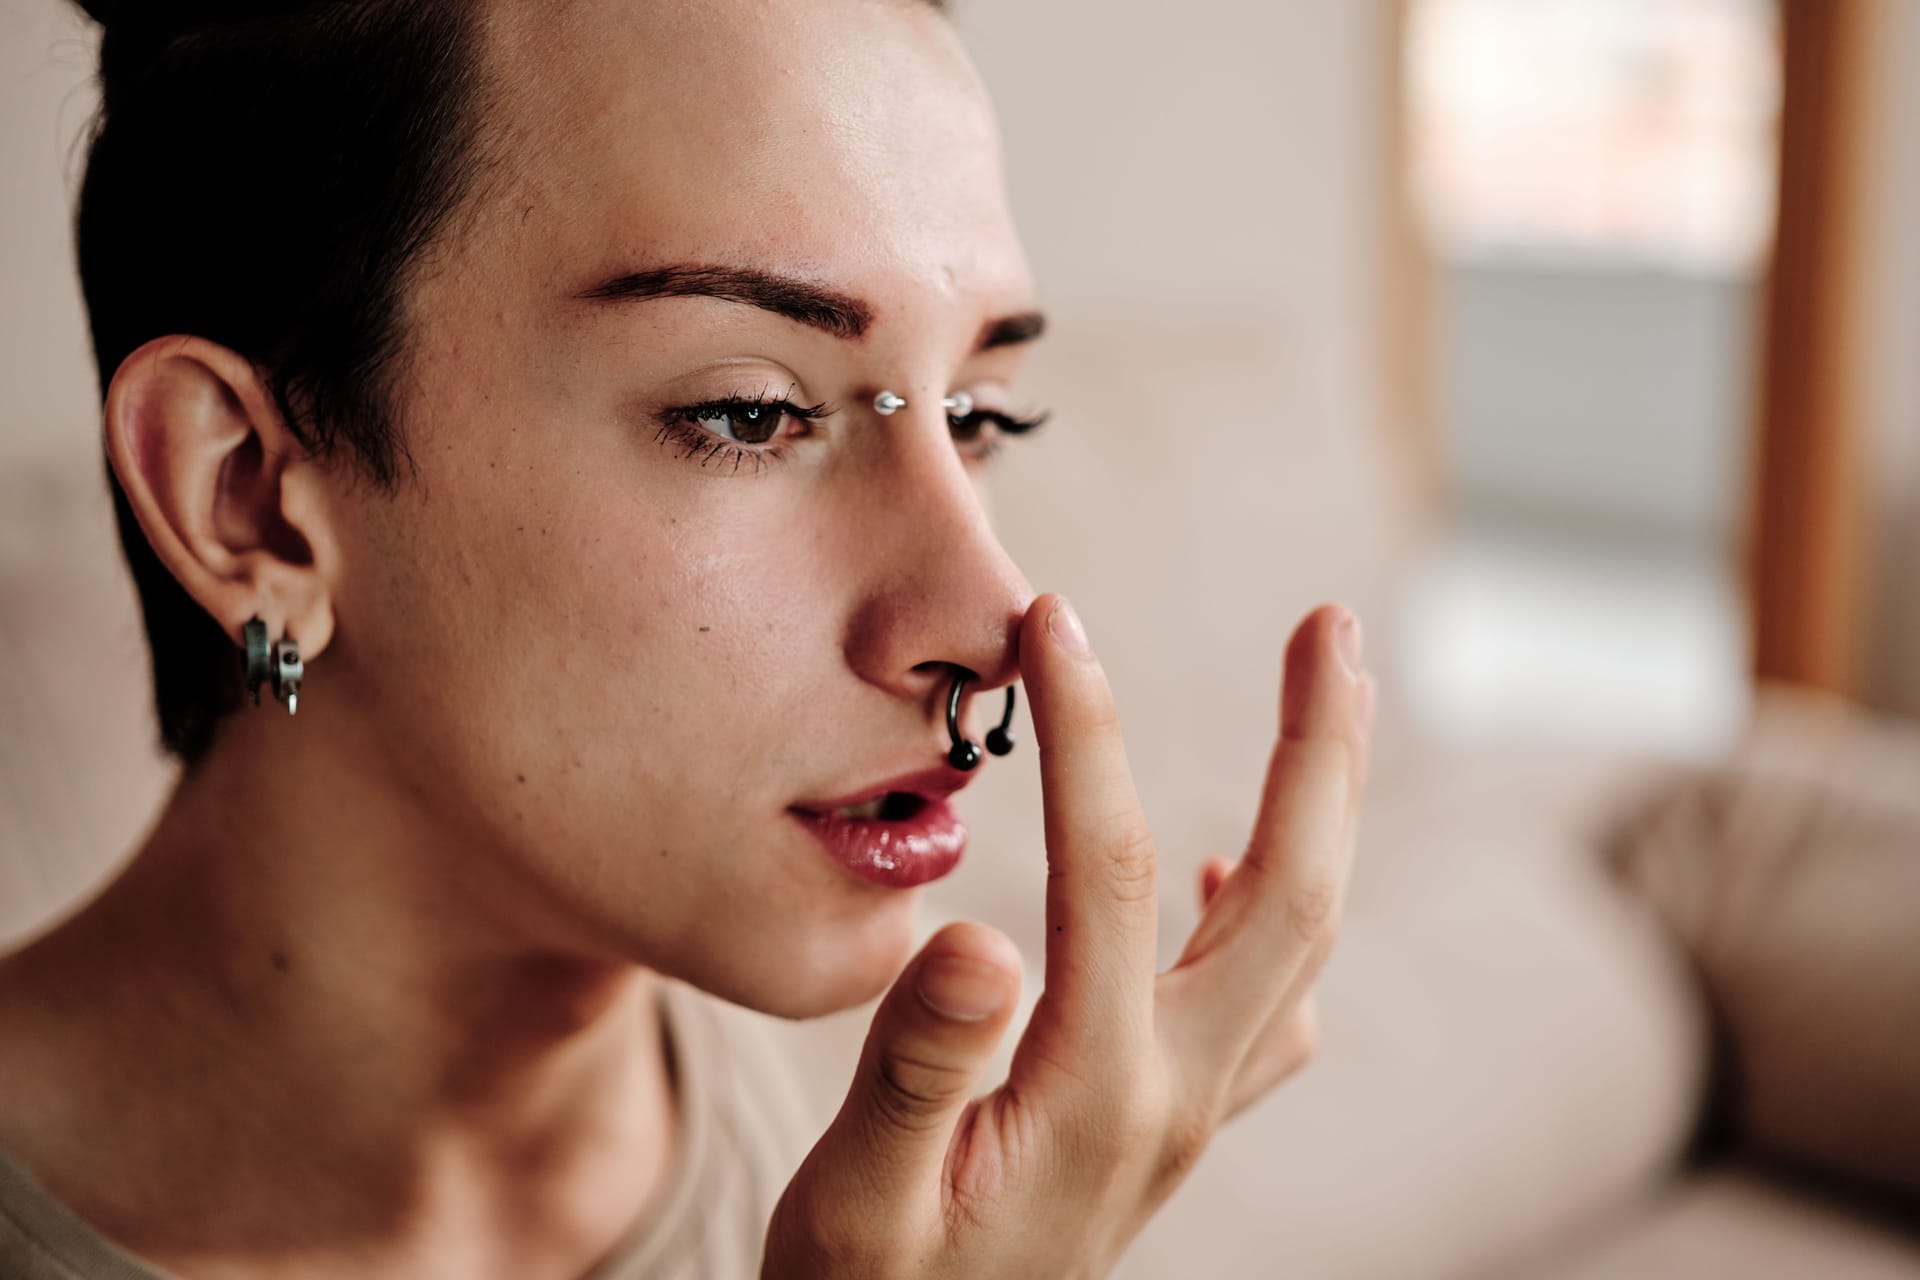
[0,2,96,472]
[0,0,171,937]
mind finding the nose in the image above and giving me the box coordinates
[840,406,1034,721]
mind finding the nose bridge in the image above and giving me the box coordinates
[843,411,1032,695]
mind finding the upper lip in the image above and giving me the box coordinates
[791,765,977,815]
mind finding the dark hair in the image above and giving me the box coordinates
[72,0,490,763]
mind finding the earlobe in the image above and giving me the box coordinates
[103,335,337,663]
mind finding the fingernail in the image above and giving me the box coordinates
[1357,676,1376,742]
[1336,611,1363,675]
[918,956,1006,1022]
[1048,597,1089,656]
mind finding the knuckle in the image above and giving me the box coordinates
[869,1049,971,1136]
[1102,826,1160,904]
[1286,877,1341,945]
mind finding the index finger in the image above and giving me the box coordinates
[1012,594,1160,1073]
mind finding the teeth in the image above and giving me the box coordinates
[834,797,889,820]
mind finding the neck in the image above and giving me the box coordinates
[0,710,678,1279]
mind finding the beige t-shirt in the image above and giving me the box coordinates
[0,980,818,1279]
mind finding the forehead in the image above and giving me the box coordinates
[472,0,1030,312]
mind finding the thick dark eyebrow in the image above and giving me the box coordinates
[979,310,1046,351]
[576,264,873,340]
[576,263,1047,353]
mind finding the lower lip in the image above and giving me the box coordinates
[789,798,968,889]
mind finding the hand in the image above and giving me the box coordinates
[764,594,1373,1279]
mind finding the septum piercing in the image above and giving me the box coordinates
[873,390,973,417]
[946,668,1018,771]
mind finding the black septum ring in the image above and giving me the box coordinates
[946,670,1018,771]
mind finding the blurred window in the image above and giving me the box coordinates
[1398,0,1780,757]
[1408,0,1780,271]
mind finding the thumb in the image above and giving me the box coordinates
[817,922,1022,1199]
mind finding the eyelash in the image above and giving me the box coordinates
[653,393,1050,475]
[654,392,831,476]
[950,406,1051,463]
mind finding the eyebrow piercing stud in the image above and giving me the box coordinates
[872,390,977,417]
[946,668,1019,771]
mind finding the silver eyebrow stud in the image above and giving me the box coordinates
[872,390,976,417]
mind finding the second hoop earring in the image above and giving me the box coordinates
[242,616,304,715]
[946,669,1018,771]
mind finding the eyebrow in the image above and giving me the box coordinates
[576,263,1047,352]
[980,310,1047,350]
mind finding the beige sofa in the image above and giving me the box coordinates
[4,313,1918,1280]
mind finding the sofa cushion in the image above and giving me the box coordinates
[1511,1166,1920,1280]
[1611,686,1920,1201]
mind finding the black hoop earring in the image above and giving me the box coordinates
[242,615,303,715]
[946,670,1018,771]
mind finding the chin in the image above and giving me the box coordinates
[676,889,924,1021]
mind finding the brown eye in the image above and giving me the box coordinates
[709,402,782,445]
[666,394,831,456]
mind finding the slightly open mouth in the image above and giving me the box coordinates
[825,791,929,822]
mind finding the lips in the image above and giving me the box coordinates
[797,765,975,817]
[789,765,975,889]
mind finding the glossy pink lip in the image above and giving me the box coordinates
[789,765,976,889]
[789,800,967,888]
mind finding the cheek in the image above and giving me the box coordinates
[347,440,845,841]
[329,401,931,1005]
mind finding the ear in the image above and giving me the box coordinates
[102,336,340,662]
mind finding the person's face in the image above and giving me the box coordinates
[329,0,1040,1015]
